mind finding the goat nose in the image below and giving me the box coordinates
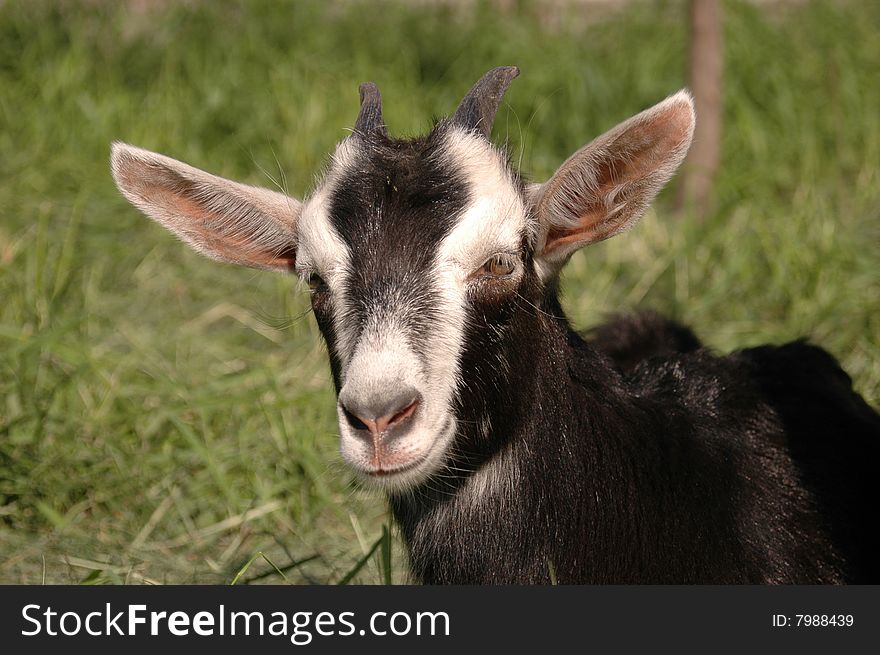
[339,387,421,441]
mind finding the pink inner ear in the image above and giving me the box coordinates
[540,97,694,256]
[139,179,297,271]
[543,207,605,254]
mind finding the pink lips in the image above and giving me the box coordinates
[363,453,426,478]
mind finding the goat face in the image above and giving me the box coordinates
[111,67,694,492]
[296,120,536,489]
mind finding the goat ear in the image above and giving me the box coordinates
[110,142,301,272]
[530,91,695,277]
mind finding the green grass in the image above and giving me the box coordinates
[1,0,878,584]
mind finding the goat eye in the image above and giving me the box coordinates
[475,253,517,278]
[307,272,327,292]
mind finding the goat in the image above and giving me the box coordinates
[111,67,880,584]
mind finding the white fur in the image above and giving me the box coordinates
[296,138,359,363]
[440,128,529,267]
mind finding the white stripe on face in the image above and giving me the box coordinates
[296,138,360,364]
[437,128,528,274]
[410,129,527,464]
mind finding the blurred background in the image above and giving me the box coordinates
[1,0,878,584]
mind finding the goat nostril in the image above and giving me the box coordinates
[342,407,370,432]
[375,396,419,435]
[388,398,419,428]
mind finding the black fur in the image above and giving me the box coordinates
[588,310,701,373]
[390,300,880,583]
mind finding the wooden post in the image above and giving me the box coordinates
[678,0,723,218]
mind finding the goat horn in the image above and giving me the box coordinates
[354,82,387,137]
[452,66,520,138]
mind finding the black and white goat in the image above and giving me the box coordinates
[111,67,880,584]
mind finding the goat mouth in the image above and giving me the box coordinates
[346,417,457,489]
[363,455,426,478]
